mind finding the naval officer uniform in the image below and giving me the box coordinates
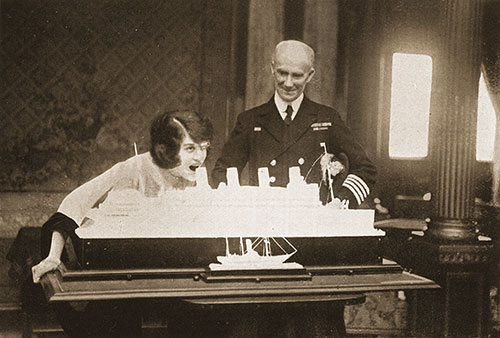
[212,93,376,208]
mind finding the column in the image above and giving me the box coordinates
[427,0,483,241]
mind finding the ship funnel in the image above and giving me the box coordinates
[258,167,270,187]
[195,167,210,189]
[287,166,304,188]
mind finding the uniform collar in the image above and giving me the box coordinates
[274,92,304,121]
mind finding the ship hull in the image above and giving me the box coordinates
[216,253,292,265]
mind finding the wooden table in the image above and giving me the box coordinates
[42,264,437,303]
[40,263,439,337]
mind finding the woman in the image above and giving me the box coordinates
[30,110,213,337]
[32,110,212,283]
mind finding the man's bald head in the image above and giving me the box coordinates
[271,40,315,103]
[272,40,315,71]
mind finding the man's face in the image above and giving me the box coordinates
[272,53,315,103]
[169,133,209,182]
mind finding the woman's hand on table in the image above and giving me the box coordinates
[32,256,61,283]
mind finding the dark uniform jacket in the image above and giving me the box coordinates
[212,96,376,208]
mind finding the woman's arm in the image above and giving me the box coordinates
[32,231,65,283]
[32,155,140,283]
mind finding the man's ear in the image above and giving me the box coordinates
[306,67,315,83]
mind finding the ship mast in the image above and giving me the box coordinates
[240,237,245,254]
[225,237,230,256]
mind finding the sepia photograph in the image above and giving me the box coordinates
[0,0,499,337]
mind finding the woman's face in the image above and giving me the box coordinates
[169,133,209,181]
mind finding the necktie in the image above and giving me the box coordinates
[284,105,293,125]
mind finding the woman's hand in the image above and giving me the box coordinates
[32,256,61,283]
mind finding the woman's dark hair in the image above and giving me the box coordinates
[150,110,213,169]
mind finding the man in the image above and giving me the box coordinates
[212,40,376,208]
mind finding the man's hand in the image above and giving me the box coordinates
[328,198,349,209]
[32,256,61,283]
[320,153,346,203]
[320,153,345,182]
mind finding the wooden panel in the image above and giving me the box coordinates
[245,0,284,109]
[74,237,383,269]
[199,0,235,173]
[303,0,339,108]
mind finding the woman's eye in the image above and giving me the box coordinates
[185,146,195,152]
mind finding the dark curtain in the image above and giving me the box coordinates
[482,0,500,205]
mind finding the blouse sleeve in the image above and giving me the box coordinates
[57,155,139,225]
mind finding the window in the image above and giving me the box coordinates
[476,73,496,162]
[388,53,433,158]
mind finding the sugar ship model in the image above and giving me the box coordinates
[75,167,384,270]
[210,236,301,270]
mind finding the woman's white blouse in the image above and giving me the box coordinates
[57,152,193,225]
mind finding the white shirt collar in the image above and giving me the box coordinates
[274,92,304,121]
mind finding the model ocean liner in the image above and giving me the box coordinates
[78,165,381,271]
[80,166,335,238]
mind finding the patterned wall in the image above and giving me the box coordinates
[1,0,205,191]
[4,2,482,335]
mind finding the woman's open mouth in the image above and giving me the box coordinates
[189,165,199,172]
